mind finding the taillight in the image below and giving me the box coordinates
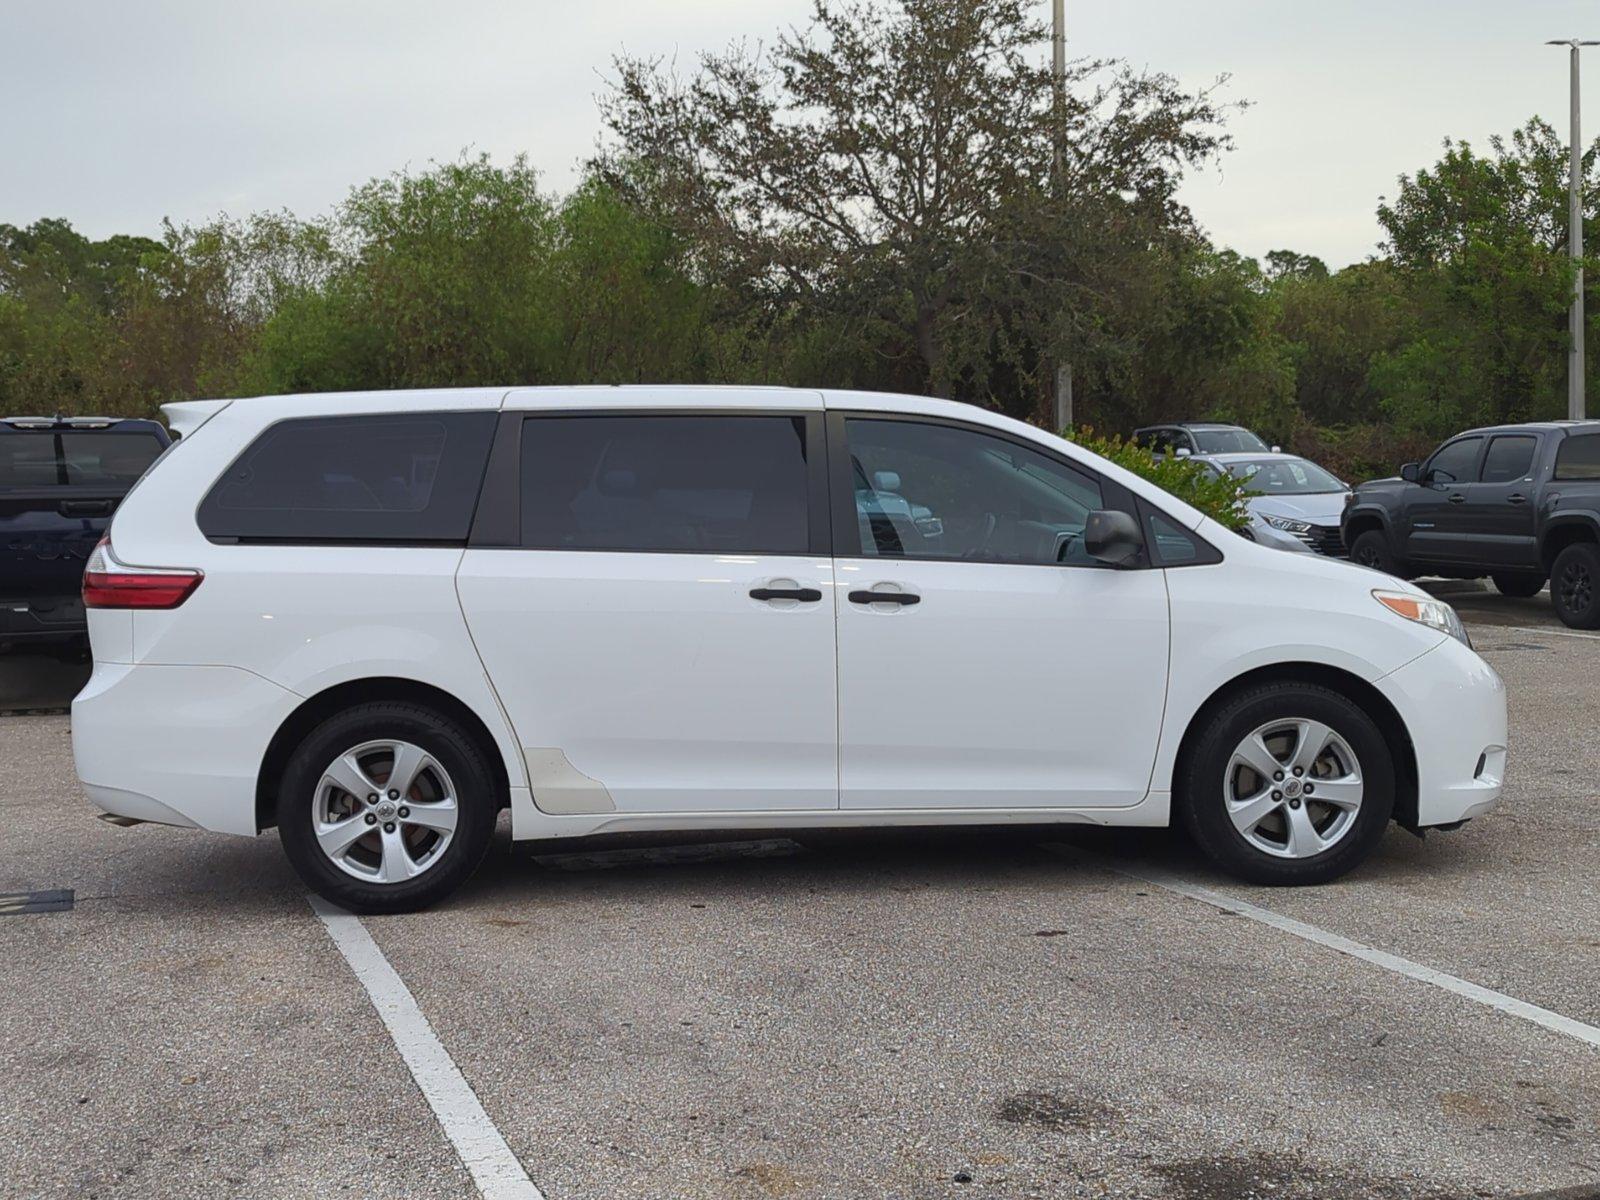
[82,537,203,610]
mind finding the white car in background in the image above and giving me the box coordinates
[1194,452,1353,557]
[72,386,1505,912]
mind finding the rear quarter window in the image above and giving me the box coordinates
[197,412,497,542]
[1555,433,1600,481]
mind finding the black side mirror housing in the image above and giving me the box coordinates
[1400,462,1421,483]
[1083,509,1143,567]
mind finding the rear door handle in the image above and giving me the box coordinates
[1507,493,1527,504]
[749,586,822,603]
[1447,493,1466,504]
[848,589,920,606]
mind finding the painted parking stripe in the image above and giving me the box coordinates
[309,896,544,1200]
[1052,850,1600,1052]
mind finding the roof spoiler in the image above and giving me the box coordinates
[161,399,232,440]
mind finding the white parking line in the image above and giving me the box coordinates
[1499,625,1600,641]
[1053,850,1600,1052]
[309,896,545,1200]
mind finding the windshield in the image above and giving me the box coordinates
[1226,457,1346,495]
[1191,427,1270,453]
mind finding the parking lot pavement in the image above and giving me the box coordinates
[2,606,1599,1199]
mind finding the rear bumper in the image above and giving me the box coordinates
[0,594,86,647]
[71,661,300,835]
[1374,637,1508,827]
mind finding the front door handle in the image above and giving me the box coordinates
[1507,493,1527,504]
[1447,493,1466,504]
[749,586,822,603]
[848,589,921,606]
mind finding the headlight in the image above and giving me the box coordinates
[1263,514,1311,533]
[1373,589,1470,646]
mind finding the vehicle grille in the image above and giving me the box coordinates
[1296,523,1345,556]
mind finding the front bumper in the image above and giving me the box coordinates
[1374,637,1507,827]
[72,661,300,836]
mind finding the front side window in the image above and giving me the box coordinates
[1425,437,1483,485]
[519,415,810,553]
[1555,433,1600,480]
[1481,435,1536,484]
[842,418,1104,565]
[198,412,497,542]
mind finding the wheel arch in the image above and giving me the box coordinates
[1540,515,1600,573]
[1170,662,1420,829]
[255,677,512,833]
[1342,509,1389,547]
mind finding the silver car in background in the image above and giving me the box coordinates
[1195,452,1352,556]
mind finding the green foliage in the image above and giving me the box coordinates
[1061,427,1249,530]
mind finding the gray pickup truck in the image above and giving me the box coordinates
[1,415,170,655]
[1340,420,1600,628]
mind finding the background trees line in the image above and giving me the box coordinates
[1,0,1595,480]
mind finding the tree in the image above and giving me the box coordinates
[600,0,1237,420]
[1374,118,1594,433]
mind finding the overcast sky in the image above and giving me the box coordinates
[6,0,1600,268]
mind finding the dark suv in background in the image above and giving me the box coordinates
[1341,421,1600,628]
[1,415,170,655]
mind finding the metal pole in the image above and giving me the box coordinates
[1051,0,1071,428]
[1571,44,1586,421]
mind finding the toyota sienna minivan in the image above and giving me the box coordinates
[71,387,1507,912]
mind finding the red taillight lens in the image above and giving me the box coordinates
[82,538,203,610]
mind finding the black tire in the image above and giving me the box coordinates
[1491,572,1546,599]
[1551,542,1600,629]
[278,702,499,913]
[1177,682,1396,886]
[1349,528,1406,578]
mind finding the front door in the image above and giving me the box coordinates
[1403,435,1484,565]
[829,414,1170,810]
[458,405,839,814]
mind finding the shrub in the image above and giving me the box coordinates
[1061,427,1250,531]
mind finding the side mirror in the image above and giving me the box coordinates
[1175,447,1192,458]
[1270,444,1282,453]
[1400,462,1421,483]
[1083,509,1143,566]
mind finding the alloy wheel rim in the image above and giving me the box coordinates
[313,739,459,883]
[1560,562,1593,613]
[1355,545,1380,568]
[1224,719,1364,859]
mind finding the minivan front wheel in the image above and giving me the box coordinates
[278,703,498,913]
[1179,683,1395,885]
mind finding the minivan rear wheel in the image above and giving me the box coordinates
[1178,682,1395,885]
[278,702,498,913]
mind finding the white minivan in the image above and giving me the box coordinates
[72,387,1507,912]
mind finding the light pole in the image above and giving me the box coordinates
[1051,0,1072,431]
[1548,39,1599,421]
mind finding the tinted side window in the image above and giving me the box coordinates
[842,419,1104,565]
[1481,435,1536,484]
[198,412,496,542]
[519,415,809,553]
[1555,433,1600,480]
[1425,437,1483,484]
